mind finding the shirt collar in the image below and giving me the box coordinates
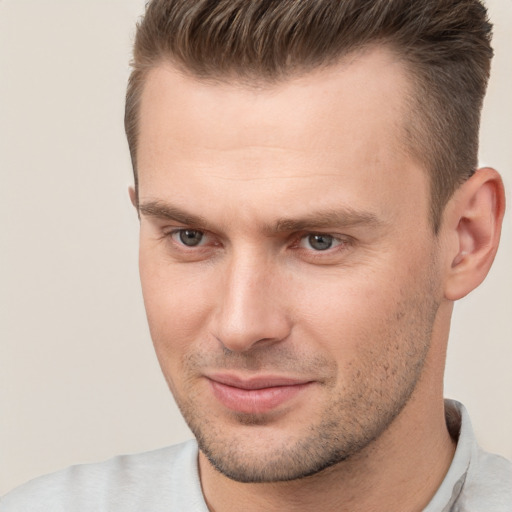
[423,399,475,511]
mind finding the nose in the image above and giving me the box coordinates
[211,252,292,353]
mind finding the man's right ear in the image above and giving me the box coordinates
[128,186,141,220]
[129,186,138,209]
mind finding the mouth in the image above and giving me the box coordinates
[206,373,313,414]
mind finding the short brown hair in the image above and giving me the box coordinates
[125,0,493,231]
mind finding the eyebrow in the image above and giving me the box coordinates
[271,209,382,233]
[138,200,382,234]
[139,200,212,229]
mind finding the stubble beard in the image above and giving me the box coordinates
[163,268,441,483]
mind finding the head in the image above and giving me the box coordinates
[126,0,504,484]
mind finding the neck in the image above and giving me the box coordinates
[199,398,455,512]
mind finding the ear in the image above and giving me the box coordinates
[443,167,505,301]
[128,186,138,209]
[128,186,141,220]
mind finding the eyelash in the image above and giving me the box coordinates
[163,228,352,260]
[292,233,352,262]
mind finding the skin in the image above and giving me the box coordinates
[133,47,505,511]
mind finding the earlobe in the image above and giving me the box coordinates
[444,168,505,301]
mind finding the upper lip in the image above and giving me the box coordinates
[206,373,312,390]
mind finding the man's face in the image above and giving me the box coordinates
[136,48,445,482]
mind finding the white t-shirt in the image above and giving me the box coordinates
[2,401,511,511]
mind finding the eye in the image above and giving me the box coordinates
[300,233,339,251]
[172,229,205,247]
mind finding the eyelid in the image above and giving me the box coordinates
[165,227,223,251]
[170,228,206,247]
[297,232,347,247]
[299,233,339,249]
[292,232,355,263]
[167,226,201,241]
[161,225,352,257]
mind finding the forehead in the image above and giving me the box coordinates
[136,47,428,228]
[139,47,411,154]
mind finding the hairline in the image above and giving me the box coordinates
[127,43,452,233]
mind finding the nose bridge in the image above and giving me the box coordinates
[212,246,290,352]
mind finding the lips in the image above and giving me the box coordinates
[206,374,312,414]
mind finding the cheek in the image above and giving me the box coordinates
[139,249,216,357]
[292,254,435,357]
[293,265,388,325]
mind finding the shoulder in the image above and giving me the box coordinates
[426,401,512,512]
[0,440,206,512]
[459,446,512,511]
[447,400,512,511]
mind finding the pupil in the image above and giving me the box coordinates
[179,230,203,247]
[309,234,333,251]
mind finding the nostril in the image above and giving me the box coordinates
[213,326,291,354]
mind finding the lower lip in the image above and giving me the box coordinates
[208,380,311,414]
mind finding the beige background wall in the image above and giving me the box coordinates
[1,0,511,495]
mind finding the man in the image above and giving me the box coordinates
[2,0,510,510]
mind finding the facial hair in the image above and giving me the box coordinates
[160,261,441,483]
